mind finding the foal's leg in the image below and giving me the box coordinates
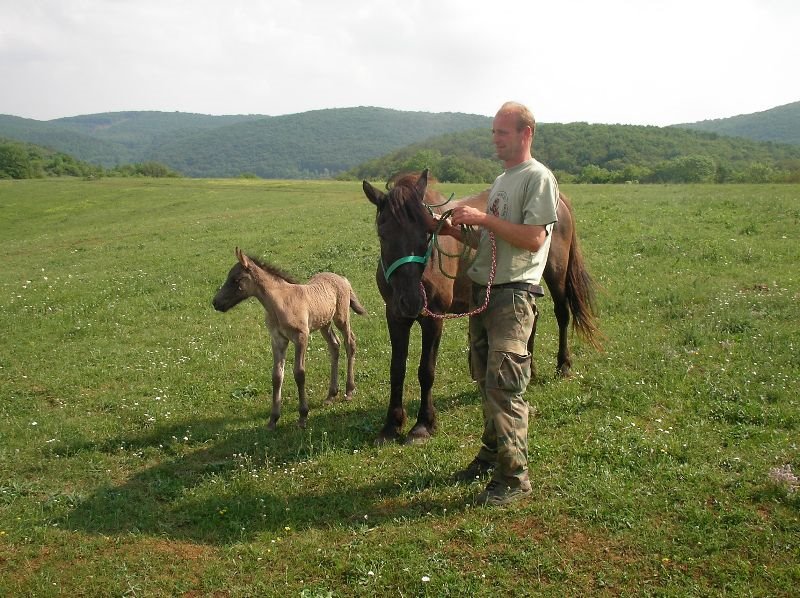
[293,331,310,429]
[268,334,289,431]
[319,324,341,405]
[337,315,357,401]
[405,315,444,444]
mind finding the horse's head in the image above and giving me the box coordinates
[212,247,258,312]
[363,169,438,319]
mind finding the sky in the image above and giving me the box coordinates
[1,0,798,126]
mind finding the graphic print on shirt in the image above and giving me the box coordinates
[489,191,508,219]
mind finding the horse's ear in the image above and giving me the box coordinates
[235,247,252,270]
[415,169,429,198]
[362,180,386,208]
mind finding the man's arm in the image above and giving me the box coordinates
[443,205,548,252]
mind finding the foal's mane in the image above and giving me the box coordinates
[246,254,299,284]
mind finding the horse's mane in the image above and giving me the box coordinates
[246,254,299,284]
[384,172,445,223]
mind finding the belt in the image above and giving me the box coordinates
[473,281,544,297]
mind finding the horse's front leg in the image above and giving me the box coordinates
[405,315,444,444]
[293,331,310,429]
[377,312,412,445]
[268,334,289,431]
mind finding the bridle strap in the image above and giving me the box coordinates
[382,235,435,281]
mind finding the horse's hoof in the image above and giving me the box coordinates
[403,427,433,445]
[298,419,307,429]
[323,396,335,406]
[267,420,277,431]
[374,430,402,446]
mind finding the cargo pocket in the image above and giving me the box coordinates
[487,344,531,393]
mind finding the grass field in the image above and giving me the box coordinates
[1,178,798,596]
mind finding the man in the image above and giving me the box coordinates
[438,101,559,506]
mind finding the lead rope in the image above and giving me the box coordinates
[420,231,497,320]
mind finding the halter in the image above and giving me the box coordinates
[379,198,497,320]
[381,236,435,282]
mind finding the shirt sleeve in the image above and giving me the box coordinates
[522,172,559,227]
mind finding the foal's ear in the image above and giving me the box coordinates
[235,246,252,270]
[362,180,386,208]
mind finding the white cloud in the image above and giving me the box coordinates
[0,0,797,124]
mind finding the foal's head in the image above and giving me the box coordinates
[212,247,297,312]
[362,169,438,318]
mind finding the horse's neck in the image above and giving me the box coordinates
[250,268,294,312]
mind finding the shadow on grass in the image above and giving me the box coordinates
[59,387,484,545]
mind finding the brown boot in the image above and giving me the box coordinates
[453,457,495,483]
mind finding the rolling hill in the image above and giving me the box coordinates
[0,108,491,177]
[673,101,800,145]
[1,102,798,180]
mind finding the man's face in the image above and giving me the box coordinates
[492,111,525,163]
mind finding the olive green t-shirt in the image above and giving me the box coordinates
[468,158,559,286]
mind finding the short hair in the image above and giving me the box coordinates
[497,101,536,134]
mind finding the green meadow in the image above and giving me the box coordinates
[1,178,798,596]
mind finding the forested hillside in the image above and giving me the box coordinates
[345,122,800,184]
[674,101,800,146]
[2,104,799,182]
[0,108,491,177]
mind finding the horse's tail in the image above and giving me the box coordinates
[562,196,603,350]
[349,287,367,316]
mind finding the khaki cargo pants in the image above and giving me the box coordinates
[469,284,537,487]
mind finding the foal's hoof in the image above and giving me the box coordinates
[298,417,307,429]
[267,419,278,431]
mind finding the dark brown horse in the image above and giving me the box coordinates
[362,169,600,444]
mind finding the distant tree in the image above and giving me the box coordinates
[400,150,443,174]
[0,143,36,179]
[737,162,775,183]
[578,164,612,184]
[651,155,716,183]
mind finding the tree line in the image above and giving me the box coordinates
[0,139,180,179]
[4,121,800,184]
[340,124,800,184]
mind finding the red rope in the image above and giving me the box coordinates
[420,232,497,319]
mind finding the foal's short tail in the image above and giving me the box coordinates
[563,198,603,350]
[349,287,367,316]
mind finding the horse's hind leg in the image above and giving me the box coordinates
[319,324,341,406]
[527,301,540,379]
[268,334,289,430]
[551,291,572,377]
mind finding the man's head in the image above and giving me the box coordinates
[492,101,535,168]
